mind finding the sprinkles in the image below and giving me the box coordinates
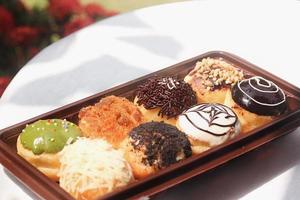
[136,77,197,118]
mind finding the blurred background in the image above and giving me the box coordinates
[0,0,185,96]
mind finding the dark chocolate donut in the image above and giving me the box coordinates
[129,122,192,169]
[231,76,287,116]
[136,77,197,118]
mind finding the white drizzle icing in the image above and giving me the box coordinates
[178,104,240,146]
[237,76,286,106]
[158,77,180,90]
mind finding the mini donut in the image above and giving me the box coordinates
[134,77,197,126]
[121,122,192,179]
[184,57,244,104]
[59,138,134,200]
[78,95,144,148]
[177,103,240,154]
[224,76,288,133]
[17,119,81,181]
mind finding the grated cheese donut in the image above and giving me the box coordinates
[59,138,134,200]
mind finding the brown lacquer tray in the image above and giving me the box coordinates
[0,51,300,200]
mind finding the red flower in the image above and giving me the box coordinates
[0,6,15,34]
[63,16,94,36]
[85,3,118,18]
[0,76,11,97]
[49,0,82,21]
[28,47,40,58]
[8,26,40,46]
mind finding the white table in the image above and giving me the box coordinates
[1,0,300,199]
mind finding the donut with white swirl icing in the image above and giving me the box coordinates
[231,76,287,115]
[177,103,240,147]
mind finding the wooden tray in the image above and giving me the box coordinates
[1,51,299,200]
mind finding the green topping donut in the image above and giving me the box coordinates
[20,119,81,155]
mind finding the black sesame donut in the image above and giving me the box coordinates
[134,77,197,126]
[120,122,192,179]
[224,76,287,133]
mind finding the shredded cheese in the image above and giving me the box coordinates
[59,138,133,199]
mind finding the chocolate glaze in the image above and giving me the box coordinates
[232,76,287,115]
[129,122,192,169]
[136,77,197,118]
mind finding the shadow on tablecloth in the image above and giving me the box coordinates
[153,128,300,200]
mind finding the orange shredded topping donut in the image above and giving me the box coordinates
[78,95,144,147]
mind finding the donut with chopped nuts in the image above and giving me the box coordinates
[16,119,81,181]
[120,122,192,179]
[184,57,244,104]
[134,77,197,126]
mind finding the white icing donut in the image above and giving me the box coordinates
[177,103,240,146]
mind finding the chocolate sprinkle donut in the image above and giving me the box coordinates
[136,77,197,118]
[129,122,192,169]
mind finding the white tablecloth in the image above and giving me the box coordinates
[1,0,300,199]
